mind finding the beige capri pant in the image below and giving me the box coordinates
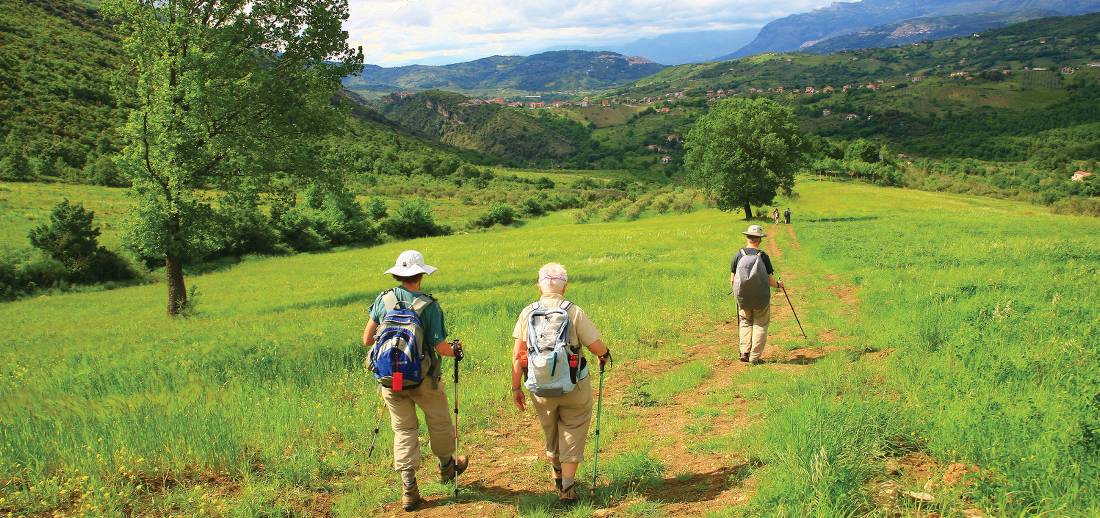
[530,376,593,464]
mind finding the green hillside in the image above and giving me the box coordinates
[0,0,489,187]
[378,90,601,167]
[0,0,123,179]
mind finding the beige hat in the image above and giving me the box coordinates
[384,250,437,276]
[742,225,766,238]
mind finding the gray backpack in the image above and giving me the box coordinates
[525,300,586,397]
[734,248,771,310]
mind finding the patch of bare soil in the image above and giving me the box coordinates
[784,224,801,250]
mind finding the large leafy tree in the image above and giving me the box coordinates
[104,0,363,315]
[684,98,805,219]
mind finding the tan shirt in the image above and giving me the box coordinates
[512,294,601,351]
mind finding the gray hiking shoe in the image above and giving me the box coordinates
[440,455,469,484]
[402,483,422,512]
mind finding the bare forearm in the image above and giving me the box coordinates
[512,339,526,389]
[512,361,524,389]
[362,321,378,347]
[586,339,609,358]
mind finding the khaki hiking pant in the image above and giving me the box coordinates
[378,379,455,472]
[531,376,593,464]
[739,304,771,362]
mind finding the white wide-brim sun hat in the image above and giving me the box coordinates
[384,250,437,276]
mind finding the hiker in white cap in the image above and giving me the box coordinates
[510,262,611,504]
[731,225,784,365]
[363,250,467,511]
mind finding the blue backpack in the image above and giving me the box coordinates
[367,290,434,391]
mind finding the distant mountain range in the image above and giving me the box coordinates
[540,29,761,65]
[723,0,1100,58]
[343,50,665,95]
[803,10,1059,53]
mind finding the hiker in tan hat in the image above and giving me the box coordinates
[363,250,467,512]
[731,225,784,365]
[511,263,612,504]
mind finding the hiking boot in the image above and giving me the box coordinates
[750,358,764,365]
[402,483,422,512]
[559,483,578,505]
[739,353,749,363]
[440,455,469,484]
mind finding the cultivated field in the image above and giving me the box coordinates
[1,179,1097,516]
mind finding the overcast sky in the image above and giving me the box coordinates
[347,0,837,66]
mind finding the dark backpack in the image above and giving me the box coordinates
[734,248,771,310]
[367,290,434,391]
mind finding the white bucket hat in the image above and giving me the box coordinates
[384,250,437,276]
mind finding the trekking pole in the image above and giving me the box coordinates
[451,339,463,499]
[590,360,606,499]
[367,395,384,459]
[779,282,808,339]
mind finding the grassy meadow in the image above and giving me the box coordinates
[1,178,1098,516]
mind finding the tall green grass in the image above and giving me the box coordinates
[735,180,1100,516]
[0,209,743,515]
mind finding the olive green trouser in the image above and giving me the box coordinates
[738,304,771,361]
[378,380,455,472]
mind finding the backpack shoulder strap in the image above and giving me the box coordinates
[410,294,435,315]
[381,289,399,310]
[559,300,572,310]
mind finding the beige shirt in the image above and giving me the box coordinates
[512,294,601,349]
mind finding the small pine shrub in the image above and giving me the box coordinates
[29,199,137,283]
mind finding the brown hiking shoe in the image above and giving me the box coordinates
[440,455,468,484]
[559,483,578,505]
[739,353,749,363]
[402,483,422,512]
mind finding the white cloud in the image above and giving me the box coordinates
[347,0,836,66]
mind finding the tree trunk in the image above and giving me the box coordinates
[743,201,753,220]
[166,254,187,316]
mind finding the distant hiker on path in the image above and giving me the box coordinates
[731,225,784,365]
[772,208,780,225]
[511,263,612,504]
[784,208,791,224]
[364,250,467,512]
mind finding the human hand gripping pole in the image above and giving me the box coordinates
[451,339,463,498]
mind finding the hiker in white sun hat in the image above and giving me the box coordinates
[731,225,785,365]
[363,249,467,511]
[383,249,437,277]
